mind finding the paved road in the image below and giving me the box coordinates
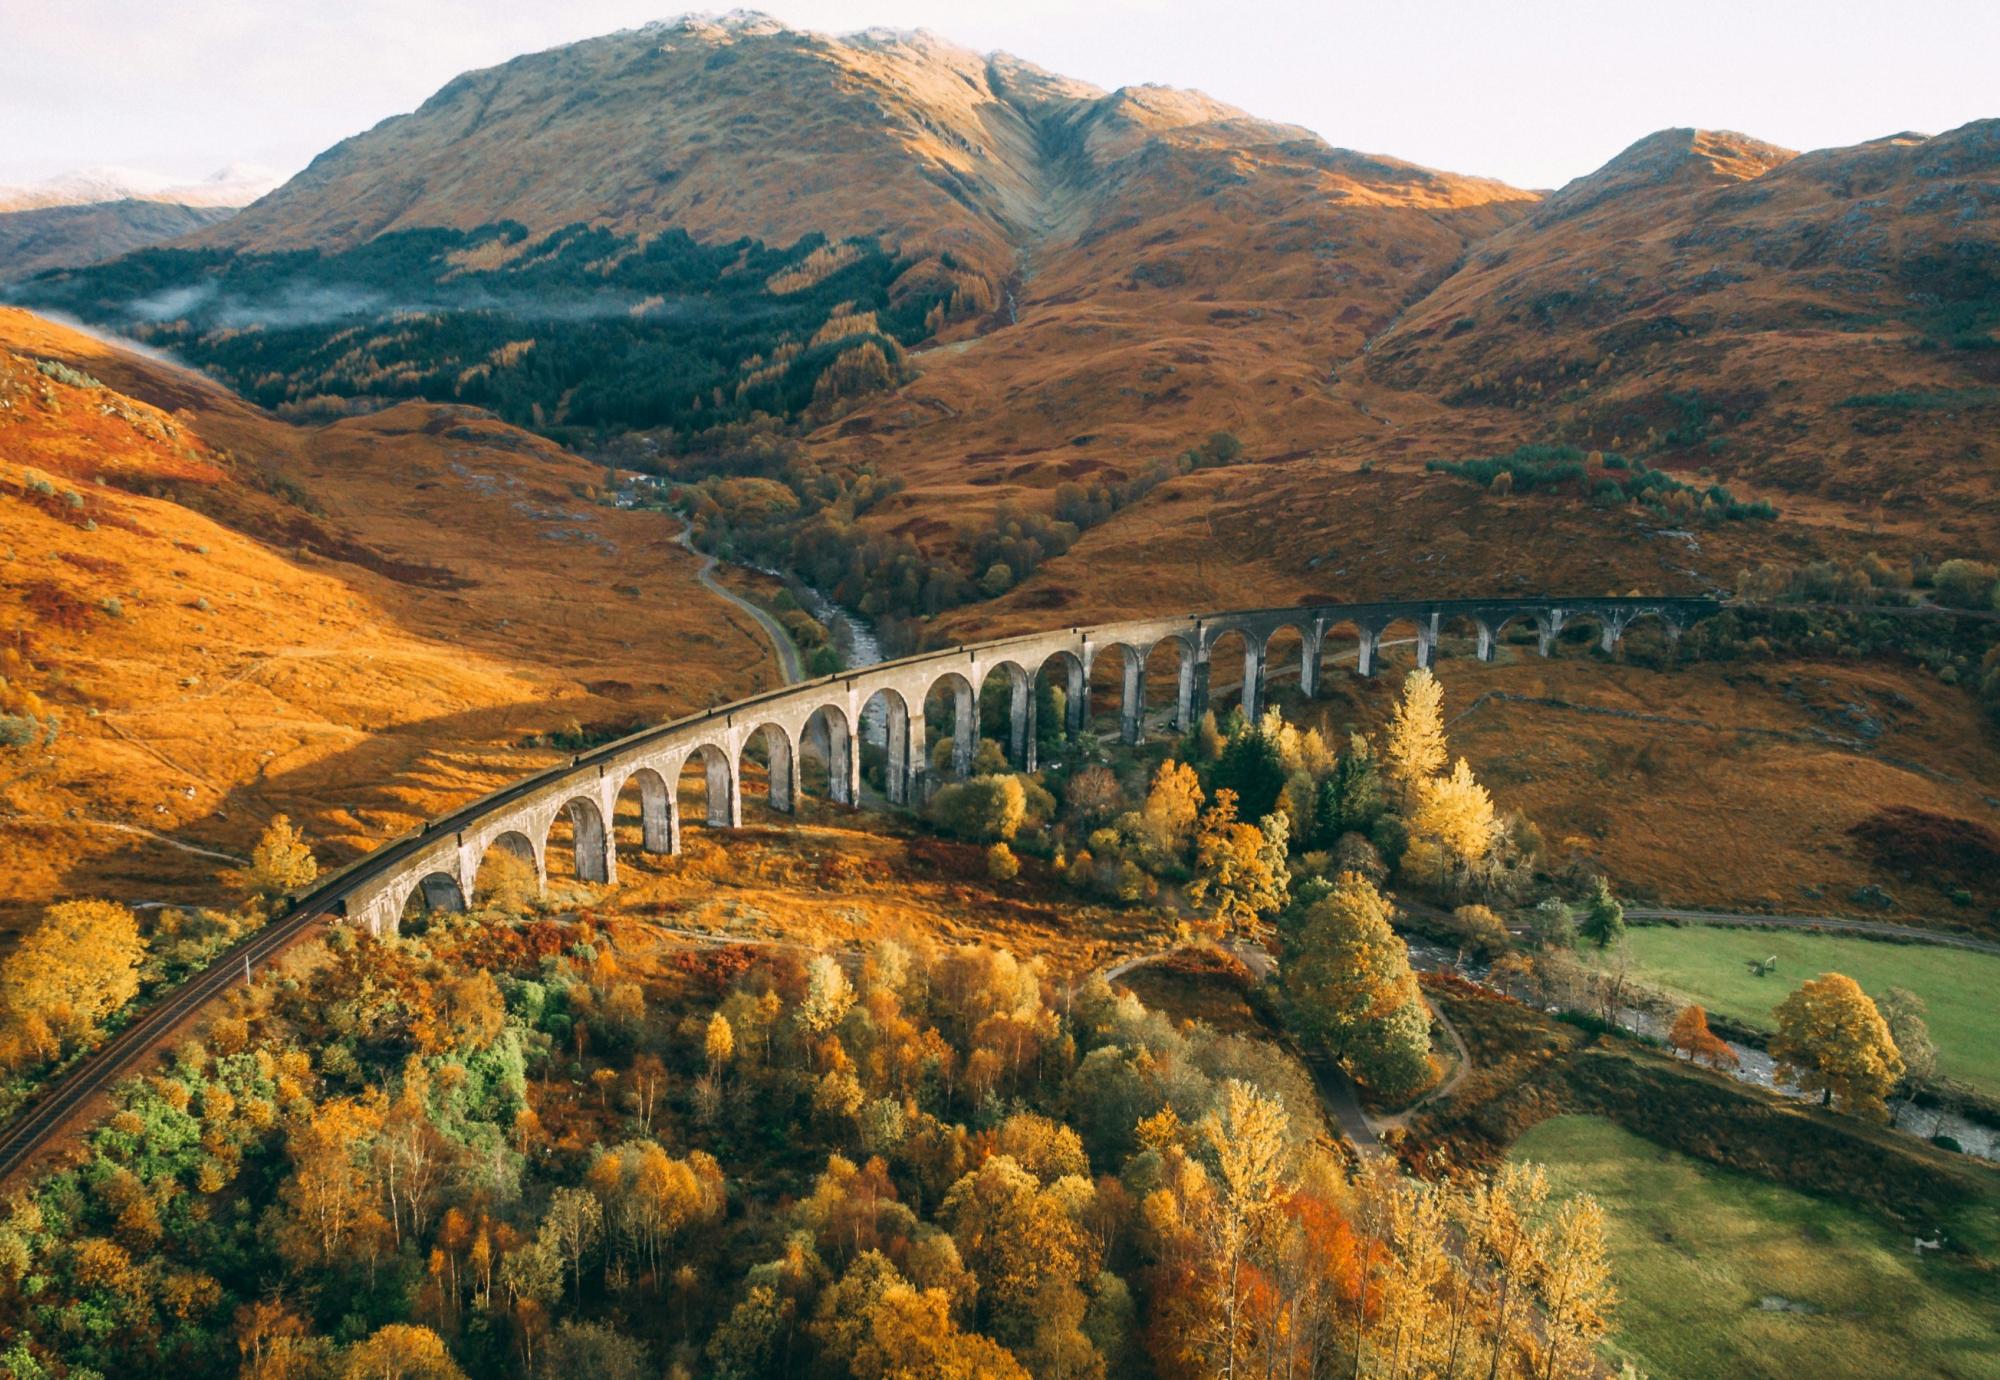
[673,518,806,685]
[1624,908,2000,956]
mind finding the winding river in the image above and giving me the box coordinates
[1403,937,1999,1162]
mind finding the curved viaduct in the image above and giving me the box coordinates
[0,593,1719,1182]
[324,594,1718,936]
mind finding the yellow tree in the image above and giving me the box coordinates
[338,1323,467,1380]
[247,814,319,904]
[1771,973,1903,1119]
[1382,667,1447,805]
[1200,1080,1291,1380]
[853,1282,1032,1380]
[705,1011,735,1080]
[1188,791,1290,941]
[278,1093,387,1269]
[1534,1193,1617,1380]
[939,1155,1098,1355]
[0,899,145,1051]
[1139,758,1205,859]
[1409,757,1500,874]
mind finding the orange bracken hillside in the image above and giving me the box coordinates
[0,308,775,930]
[49,15,1994,624]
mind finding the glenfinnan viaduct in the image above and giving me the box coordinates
[311,596,1716,935]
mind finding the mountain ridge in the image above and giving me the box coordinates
[11,15,1998,630]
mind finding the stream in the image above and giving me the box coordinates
[1402,937,2000,1162]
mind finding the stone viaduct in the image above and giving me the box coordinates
[314,595,1717,936]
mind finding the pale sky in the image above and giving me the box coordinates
[3,0,1994,191]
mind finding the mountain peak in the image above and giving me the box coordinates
[637,10,792,41]
[0,163,280,213]
[1538,126,1795,222]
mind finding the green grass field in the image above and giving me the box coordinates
[1512,1115,2000,1379]
[1591,926,2000,1098]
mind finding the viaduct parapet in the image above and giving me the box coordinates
[313,595,1717,935]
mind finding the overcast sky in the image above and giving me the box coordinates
[4,1,1994,191]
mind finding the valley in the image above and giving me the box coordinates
[0,9,1995,1379]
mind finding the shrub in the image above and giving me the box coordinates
[930,774,1027,842]
[985,842,1019,882]
[1932,559,1998,609]
[35,359,103,389]
[1444,904,1511,960]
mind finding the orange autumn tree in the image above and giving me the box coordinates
[1667,1005,1740,1069]
[1188,790,1291,941]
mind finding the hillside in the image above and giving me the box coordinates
[0,201,239,279]
[0,308,775,930]
[1358,122,2000,515]
[5,15,1996,642]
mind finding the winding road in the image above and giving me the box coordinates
[1624,907,2000,956]
[673,518,806,685]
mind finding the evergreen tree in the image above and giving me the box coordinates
[1578,877,1626,948]
[1312,733,1384,848]
[1210,717,1287,822]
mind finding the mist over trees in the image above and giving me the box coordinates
[16,222,944,440]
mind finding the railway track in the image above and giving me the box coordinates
[0,898,325,1182]
[0,590,1718,1182]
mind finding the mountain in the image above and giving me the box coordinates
[16,14,1533,443]
[9,15,1998,637]
[1357,122,2000,515]
[0,164,281,213]
[0,165,281,278]
[0,201,240,280]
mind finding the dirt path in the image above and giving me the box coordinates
[0,812,248,866]
[1365,997,1473,1136]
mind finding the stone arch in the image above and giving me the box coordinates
[1316,616,1365,682]
[976,661,1035,769]
[1611,607,1681,662]
[1261,622,1309,703]
[1085,643,1147,744]
[921,671,978,784]
[1368,614,1429,677]
[472,828,543,907]
[1434,612,1485,663]
[1035,649,1087,739]
[1483,610,1539,659]
[613,765,677,858]
[1144,635,1197,735]
[738,721,797,815]
[799,702,858,804]
[1199,626,1257,721]
[679,741,741,829]
[1552,607,1610,657]
[860,687,915,806]
[545,793,612,885]
[397,870,467,929]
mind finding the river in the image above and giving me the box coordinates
[1402,937,2000,1162]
